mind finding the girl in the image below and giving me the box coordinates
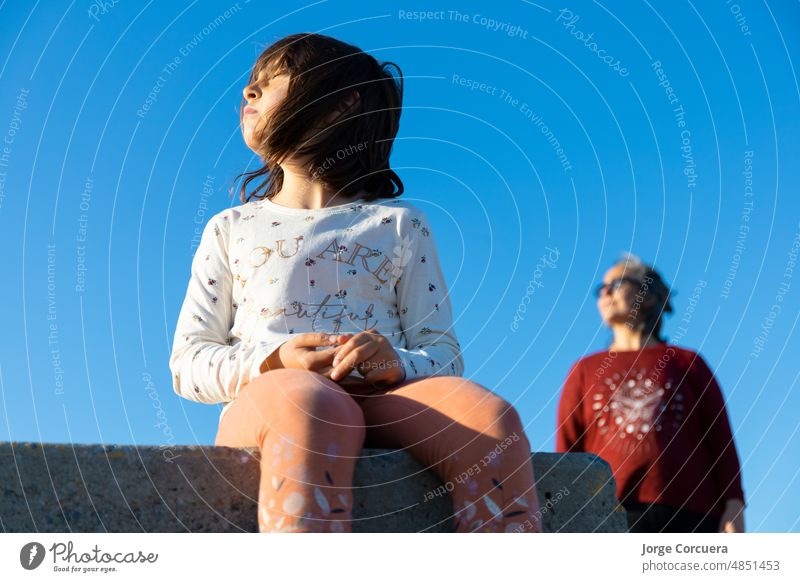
[556,252,746,533]
[169,33,541,533]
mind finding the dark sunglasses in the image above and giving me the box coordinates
[593,276,641,298]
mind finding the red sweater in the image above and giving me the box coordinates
[556,343,745,518]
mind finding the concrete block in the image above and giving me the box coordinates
[0,442,627,532]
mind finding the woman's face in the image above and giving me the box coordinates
[596,264,641,326]
[241,67,291,152]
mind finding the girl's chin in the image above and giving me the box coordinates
[243,135,262,150]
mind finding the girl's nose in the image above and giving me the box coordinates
[243,83,260,101]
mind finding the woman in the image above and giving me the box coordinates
[170,33,541,533]
[556,253,746,533]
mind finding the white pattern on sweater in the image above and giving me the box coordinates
[169,195,464,422]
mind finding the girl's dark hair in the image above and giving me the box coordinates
[233,33,404,204]
[612,252,674,344]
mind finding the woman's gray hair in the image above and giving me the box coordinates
[615,252,674,342]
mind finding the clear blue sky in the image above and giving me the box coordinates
[0,1,798,532]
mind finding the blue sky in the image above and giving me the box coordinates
[0,1,798,532]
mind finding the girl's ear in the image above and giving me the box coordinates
[324,89,361,124]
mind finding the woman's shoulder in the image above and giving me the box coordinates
[659,342,705,365]
[572,341,686,367]
[575,347,619,367]
[670,344,716,374]
[647,343,716,379]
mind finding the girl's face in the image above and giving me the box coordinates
[596,264,641,326]
[241,67,291,152]
[240,63,361,157]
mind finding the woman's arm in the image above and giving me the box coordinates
[719,498,746,533]
[691,352,746,527]
[556,360,586,453]
[168,211,284,405]
[393,208,464,381]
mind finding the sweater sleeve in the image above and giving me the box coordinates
[168,211,284,405]
[392,209,464,381]
[556,359,586,453]
[691,352,746,506]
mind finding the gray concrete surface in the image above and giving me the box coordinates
[0,442,627,532]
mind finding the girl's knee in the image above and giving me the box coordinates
[245,368,365,426]
[453,380,526,440]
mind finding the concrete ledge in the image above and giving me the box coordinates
[0,442,627,532]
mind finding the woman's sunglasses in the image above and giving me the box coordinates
[593,276,641,298]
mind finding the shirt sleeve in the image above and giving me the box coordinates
[556,359,586,453]
[691,352,746,506]
[392,208,464,381]
[168,211,284,405]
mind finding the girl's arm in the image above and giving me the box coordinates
[393,208,464,380]
[555,360,586,452]
[168,211,284,405]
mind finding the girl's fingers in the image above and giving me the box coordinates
[331,333,372,366]
[331,339,379,381]
[303,345,340,370]
[294,332,341,348]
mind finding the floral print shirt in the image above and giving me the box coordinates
[169,195,464,421]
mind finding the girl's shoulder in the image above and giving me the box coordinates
[363,196,427,217]
[351,197,435,235]
[223,196,428,221]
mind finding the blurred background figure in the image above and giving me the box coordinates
[556,252,746,533]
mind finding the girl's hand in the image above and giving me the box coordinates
[273,332,341,378]
[719,498,745,533]
[329,330,406,387]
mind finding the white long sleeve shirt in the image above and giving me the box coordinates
[169,195,464,423]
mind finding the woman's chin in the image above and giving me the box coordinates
[601,313,627,326]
